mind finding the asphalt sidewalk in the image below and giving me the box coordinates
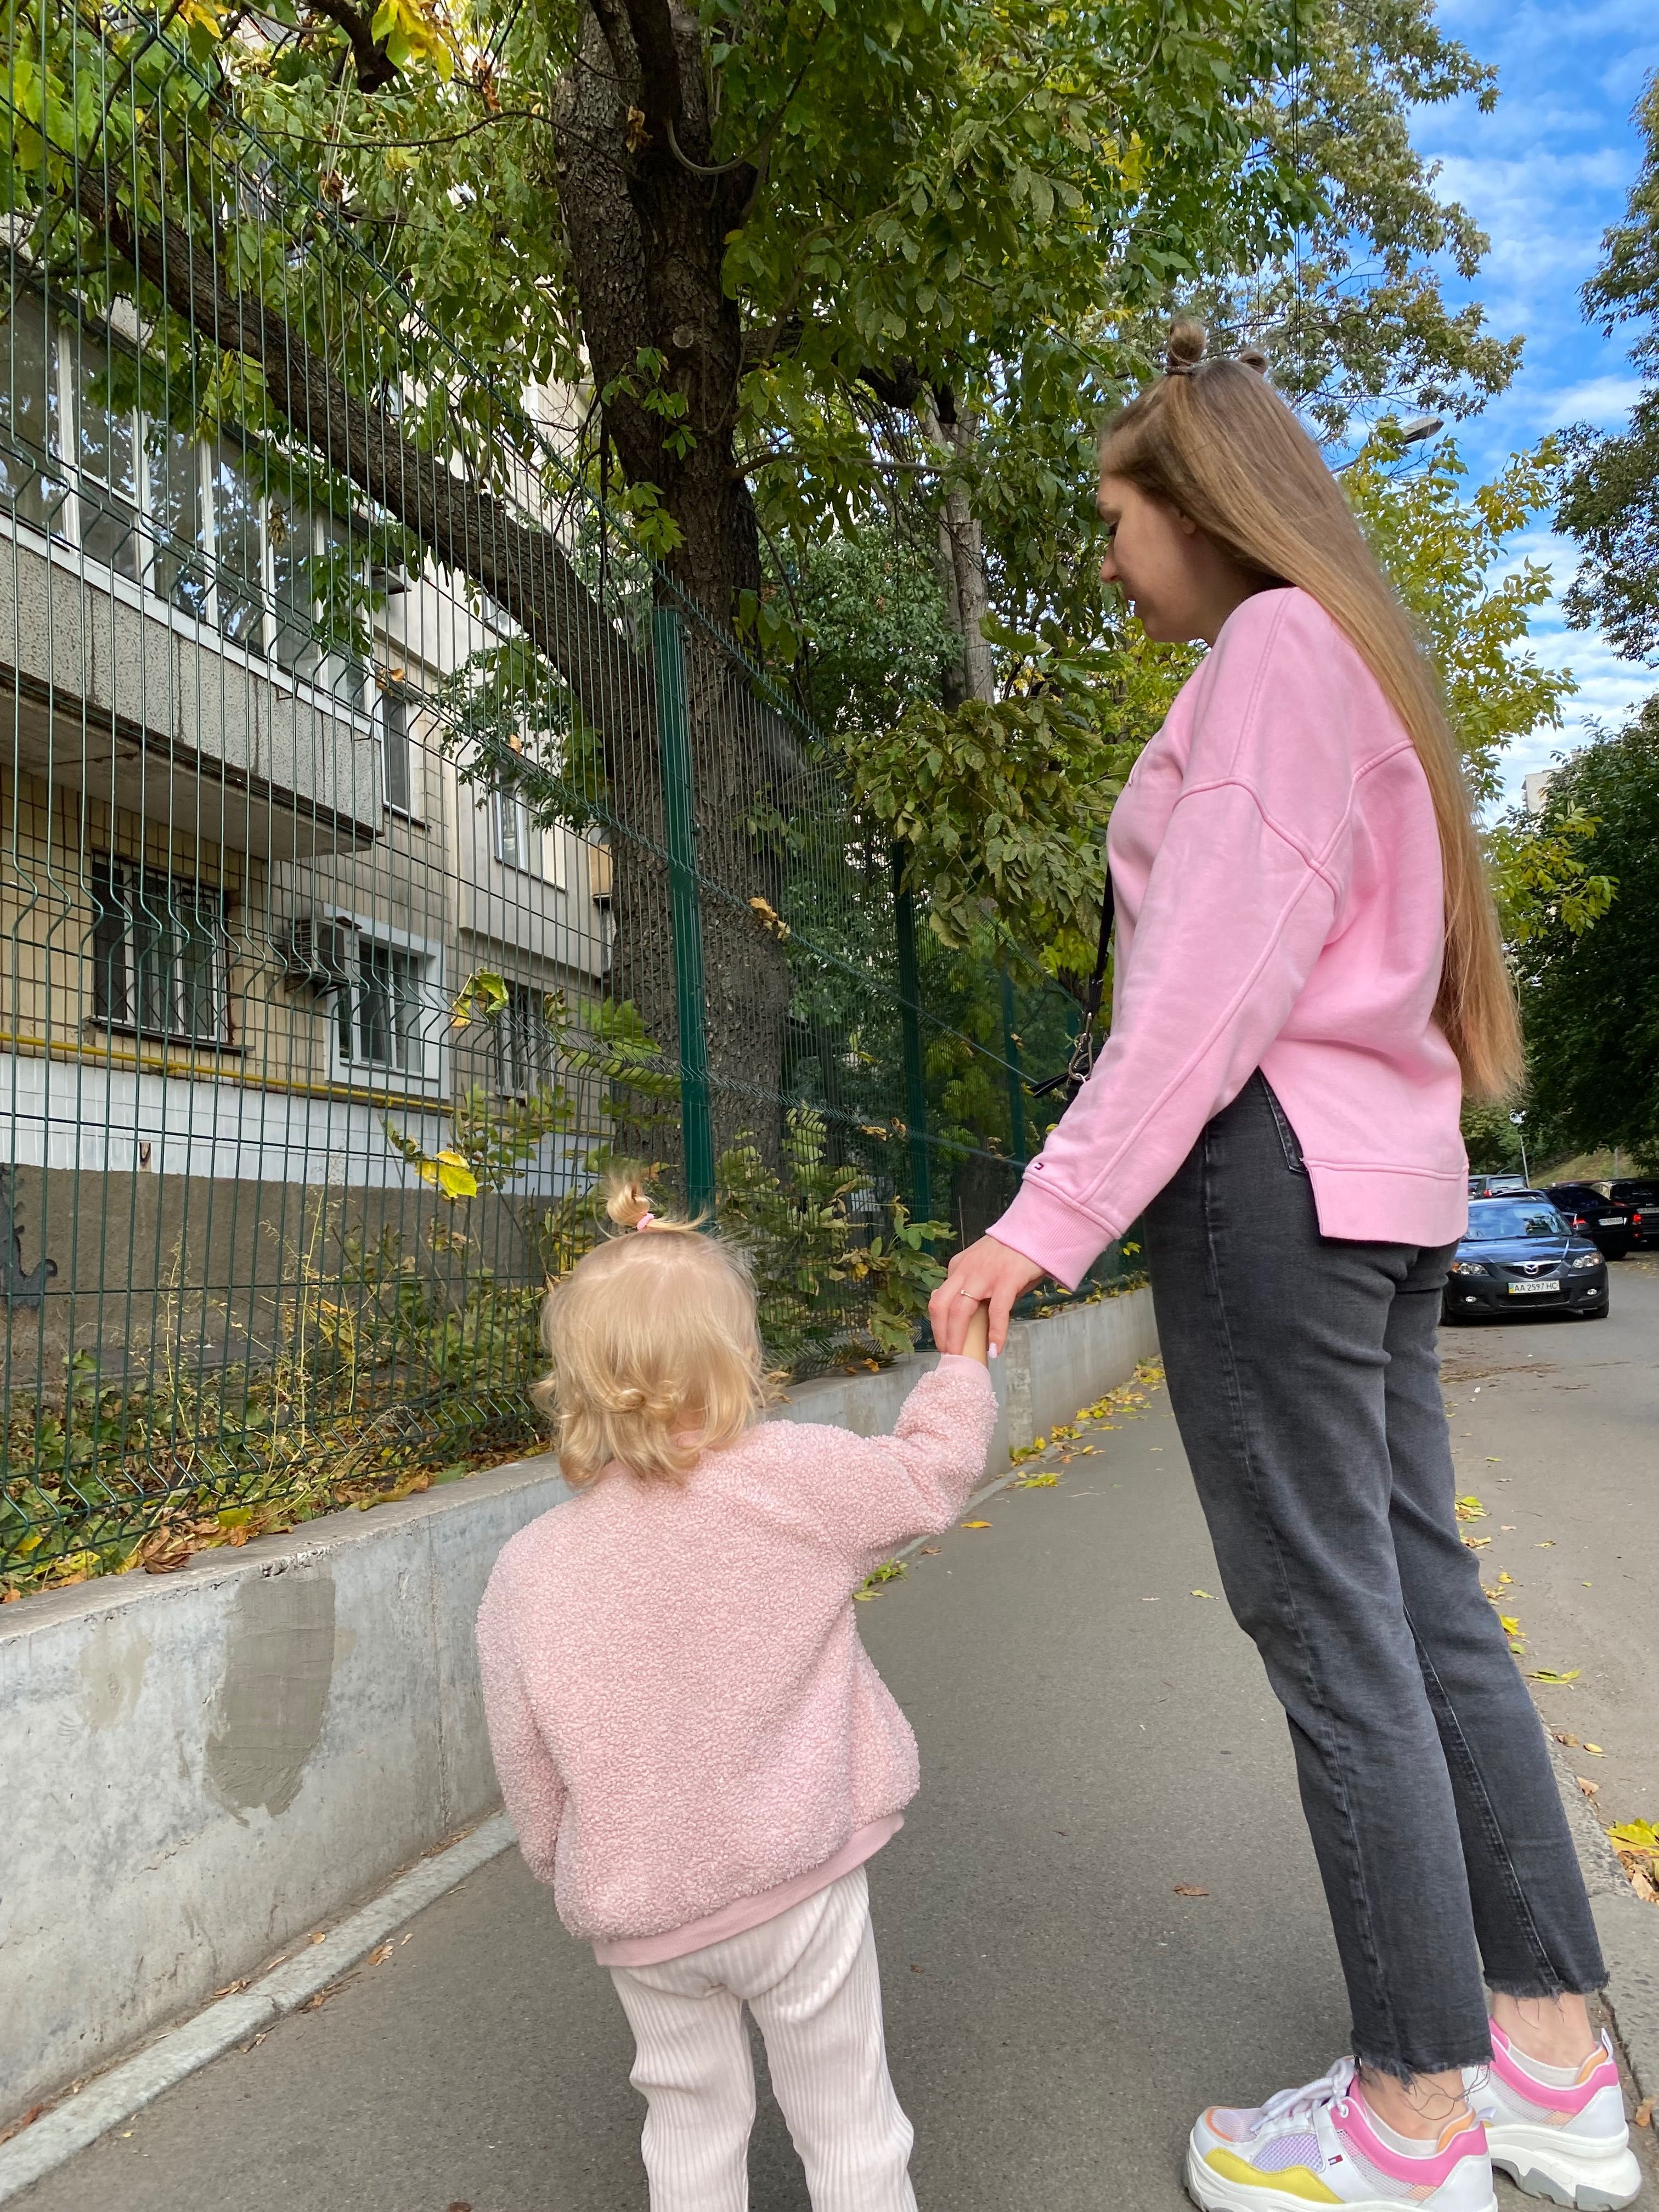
[16,1345,1659,2211]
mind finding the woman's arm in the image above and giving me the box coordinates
[949,600,1364,1312]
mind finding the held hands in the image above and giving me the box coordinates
[928,1237,1047,1361]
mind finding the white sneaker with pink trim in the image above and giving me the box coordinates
[1186,2057,1498,2212]
[1466,2024,1641,2210]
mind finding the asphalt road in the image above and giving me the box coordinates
[21,1272,1659,2212]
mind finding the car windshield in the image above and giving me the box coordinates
[1468,1203,1567,1240]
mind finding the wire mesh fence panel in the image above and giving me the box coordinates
[0,7,1136,1590]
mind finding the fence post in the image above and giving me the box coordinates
[889,847,933,1223]
[1000,968,1028,1166]
[653,606,715,1216]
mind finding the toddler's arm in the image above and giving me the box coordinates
[788,1317,998,1566]
[476,1581,566,1886]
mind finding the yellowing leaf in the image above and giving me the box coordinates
[1499,1615,1522,1634]
[1527,1668,1581,1684]
[1455,1495,1487,1521]
[1190,1588,1216,1600]
[961,1520,991,1530]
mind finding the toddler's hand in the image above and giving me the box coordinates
[961,1302,989,1366]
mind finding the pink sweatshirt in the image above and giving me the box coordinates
[993,588,1469,1285]
[475,1357,998,1962]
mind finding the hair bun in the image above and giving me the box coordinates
[1236,346,1269,375]
[1165,319,1207,373]
[604,1172,656,1229]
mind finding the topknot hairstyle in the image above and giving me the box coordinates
[1164,318,1207,375]
[532,1171,768,1485]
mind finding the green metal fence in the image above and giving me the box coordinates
[0,7,1135,1589]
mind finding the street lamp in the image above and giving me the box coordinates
[1509,1110,1530,1186]
[1335,413,1444,472]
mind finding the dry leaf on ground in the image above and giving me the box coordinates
[1173,1884,1209,1897]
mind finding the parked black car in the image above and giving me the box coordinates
[1607,1180,1659,1250]
[1443,1198,1610,1324]
[1542,1183,1638,1260]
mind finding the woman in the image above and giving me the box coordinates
[928,322,1640,2212]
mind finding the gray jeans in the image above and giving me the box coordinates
[1145,1073,1605,2080]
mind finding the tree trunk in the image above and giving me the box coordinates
[921,396,996,707]
[554,0,795,1161]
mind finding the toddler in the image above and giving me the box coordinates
[475,1181,997,2211]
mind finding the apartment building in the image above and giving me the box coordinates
[0,281,611,1370]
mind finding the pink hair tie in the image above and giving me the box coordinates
[635,1211,657,1231]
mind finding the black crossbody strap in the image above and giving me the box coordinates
[1024,866,1115,1101]
[1081,866,1115,1021]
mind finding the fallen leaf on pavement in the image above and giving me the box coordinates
[1173,1884,1209,1897]
[1190,1589,1217,1600]
[1016,1472,1059,1488]
[918,1546,939,1556]
[1537,1541,1555,1548]
[0,2106,43,2148]
[1577,1778,1600,1798]
[367,1942,393,1966]
[1634,2096,1654,2129]
[1554,1731,1582,1748]
[1499,1615,1522,1635]
[1463,1536,1491,1550]
[1528,1668,1581,1684]
[309,1931,326,1946]
[1455,1496,1487,1522]
[298,1987,336,2012]
[1584,1743,1604,1755]
[1498,1571,1514,1585]
[213,1979,250,1999]
[961,1521,991,1530]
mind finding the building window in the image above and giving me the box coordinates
[381,684,417,816]
[494,982,554,1096]
[91,860,228,1045]
[493,780,540,876]
[1,294,370,709]
[334,932,433,1077]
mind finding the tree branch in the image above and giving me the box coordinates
[71,171,649,738]
[304,0,398,91]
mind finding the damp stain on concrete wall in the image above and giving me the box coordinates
[205,1571,336,1818]
[77,1616,152,1733]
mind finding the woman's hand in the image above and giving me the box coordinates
[929,1237,1047,1359]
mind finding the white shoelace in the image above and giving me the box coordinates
[1249,2057,1358,2140]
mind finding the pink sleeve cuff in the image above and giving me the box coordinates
[989,1174,1120,1293]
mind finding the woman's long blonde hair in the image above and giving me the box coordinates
[1099,319,1522,1099]
[533,1177,768,1485]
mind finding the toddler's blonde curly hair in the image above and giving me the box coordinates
[532,1175,767,1486]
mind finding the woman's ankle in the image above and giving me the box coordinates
[1490,1990,1600,2069]
[1357,2065,1471,2143]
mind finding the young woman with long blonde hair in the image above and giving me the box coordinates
[929,323,1640,2212]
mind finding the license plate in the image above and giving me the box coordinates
[1508,1279,1559,1295]
[1602,1216,1627,1226]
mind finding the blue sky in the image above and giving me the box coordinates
[1405,0,1659,804]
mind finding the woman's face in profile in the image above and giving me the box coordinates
[1097,473,1207,641]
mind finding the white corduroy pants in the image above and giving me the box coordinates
[610,1866,918,2212]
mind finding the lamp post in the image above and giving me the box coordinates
[1509,1110,1530,1186]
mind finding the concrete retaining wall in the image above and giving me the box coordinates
[0,1285,1156,2123]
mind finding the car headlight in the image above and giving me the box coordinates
[1570,1250,1601,1271]
[1448,1260,1490,1276]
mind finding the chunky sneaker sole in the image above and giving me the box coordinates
[1468,2024,1641,2210]
[1186,2057,1498,2212]
[1183,2138,1498,2212]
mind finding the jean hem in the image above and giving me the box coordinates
[1485,1972,1609,2002]
[1353,2040,1494,2085]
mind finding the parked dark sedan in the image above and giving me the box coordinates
[1607,1180,1659,1249]
[1443,1198,1609,1324]
[1542,1182,1637,1260]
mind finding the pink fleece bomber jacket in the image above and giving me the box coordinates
[992,587,1470,1286]
[475,1356,998,1961]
